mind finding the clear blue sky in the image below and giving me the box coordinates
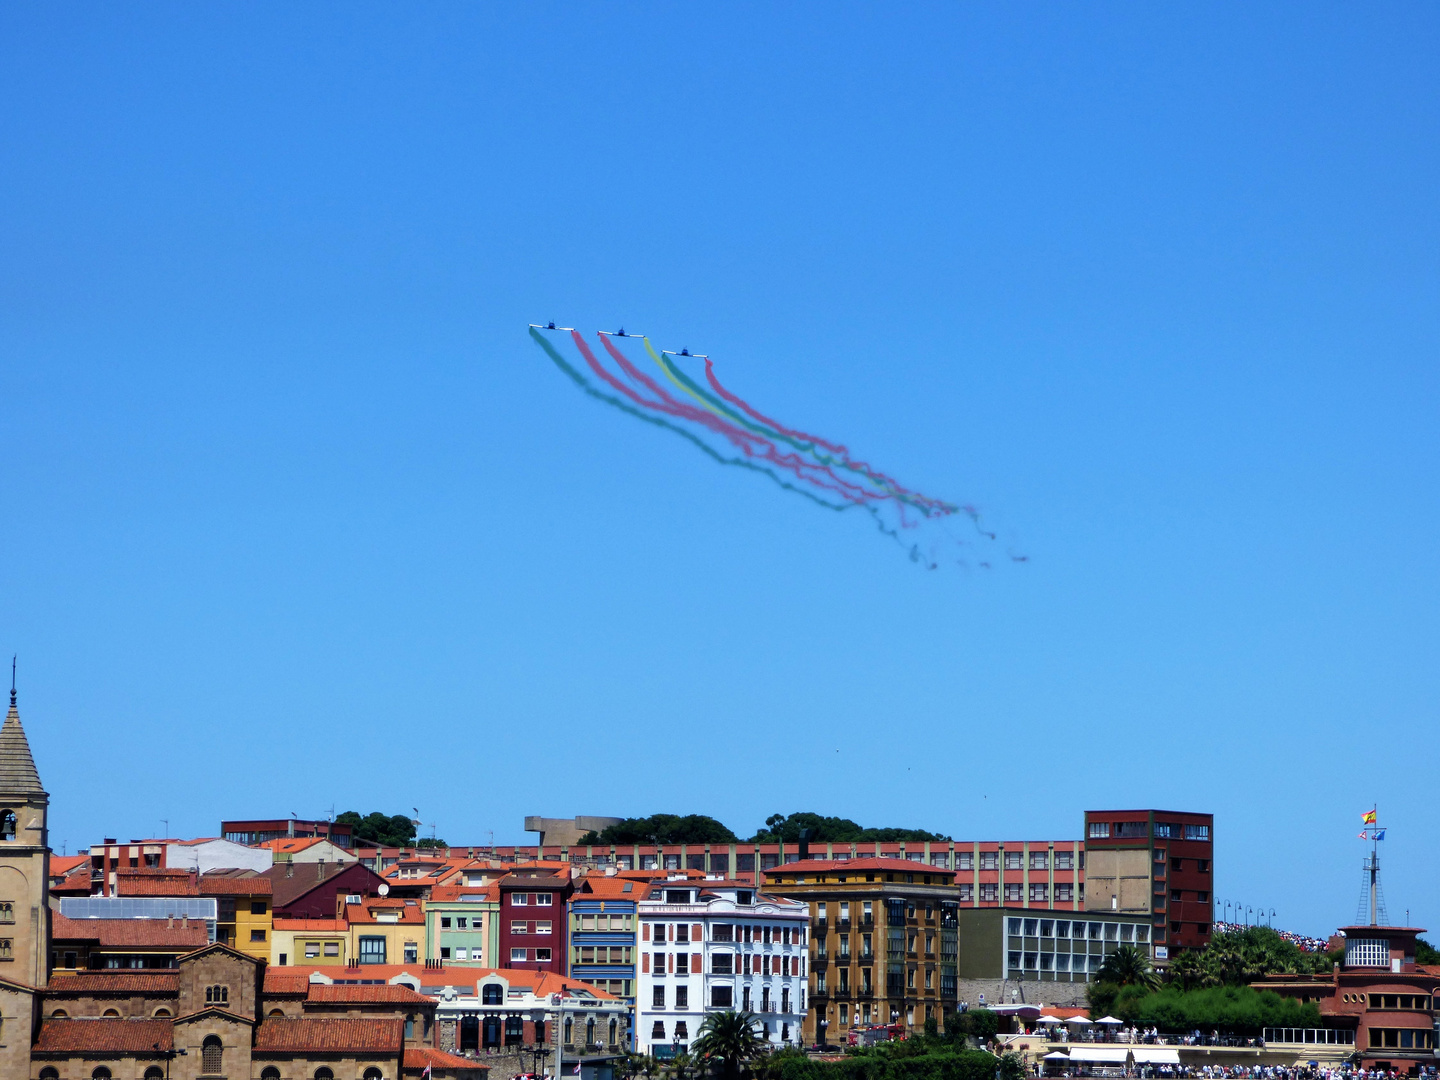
[3,5,1436,937]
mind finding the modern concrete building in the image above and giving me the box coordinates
[1082,809,1214,959]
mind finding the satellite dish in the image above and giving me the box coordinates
[378,883,390,896]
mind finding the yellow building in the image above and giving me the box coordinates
[345,898,427,966]
[272,917,349,966]
[202,869,274,962]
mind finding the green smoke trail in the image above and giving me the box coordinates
[650,344,954,518]
[529,327,854,514]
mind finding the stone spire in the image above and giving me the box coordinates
[0,662,45,795]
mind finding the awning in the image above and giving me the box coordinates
[1069,1048,1130,1063]
[1037,1016,1065,1024]
[1131,1049,1181,1064]
[1065,1016,1093,1025]
[1095,1016,1124,1025]
[1044,1052,1072,1060]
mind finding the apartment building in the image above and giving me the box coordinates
[762,858,960,1046]
[499,869,573,975]
[635,877,808,1057]
[571,874,646,1014]
[1082,810,1214,958]
[426,883,500,966]
[956,907,1153,986]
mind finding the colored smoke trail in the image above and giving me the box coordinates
[529,324,1013,569]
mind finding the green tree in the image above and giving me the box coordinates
[959,1008,1001,1045]
[1095,944,1161,990]
[1415,937,1440,966]
[336,810,418,847]
[692,1010,768,1080]
[750,812,949,844]
[416,836,448,849]
[578,814,739,845]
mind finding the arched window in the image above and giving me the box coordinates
[38,1069,59,1080]
[153,1007,172,1018]
[0,809,15,840]
[205,984,229,1006]
[481,982,504,1005]
[145,1069,165,1080]
[315,1068,335,1080]
[586,1016,595,1045]
[92,1069,113,1080]
[609,1017,617,1045]
[201,1034,223,1073]
[564,1015,573,1044]
[269,1007,286,1017]
[364,1070,384,1080]
[102,1008,120,1017]
[49,1008,67,1018]
[261,1069,282,1080]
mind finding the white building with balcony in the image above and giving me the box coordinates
[635,877,808,1057]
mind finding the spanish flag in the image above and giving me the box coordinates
[1362,809,1377,824]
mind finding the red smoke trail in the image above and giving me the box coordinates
[590,334,884,506]
[701,357,954,517]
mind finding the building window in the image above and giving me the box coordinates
[979,852,998,870]
[404,942,418,963]
[979,884,998,902]
[304,943,320,959]
[1087,822,1109,839]
[250,929,267,943]
[205,985,229,1005]
[652,1021,666,1039]
[482,983,504,1005]
[535,892,553,905]
[1054,852,1073,870]
[957,852,973,871]
[261,1070,281,1080]
[1004,852,1023,871]
[0,810,14,840]
[324,942,339,956]
[201,1035,223,1073]
[1345,938,1390,967]
[1183,824,1210,841]
[930,853,949,868]
[1056,884,1073,902]
[1030,884,1048,902]
[958,884,973,902]
[441,916,452,929]
[1004,884,1022,902]
[1029,852,1048,870]
[510,948,528,962]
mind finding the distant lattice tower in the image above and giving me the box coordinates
[0,675,51,987]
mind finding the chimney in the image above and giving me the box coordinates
[167,915,174,929]
[285,863,294,878]
[181,915,189,929]
[317,859,325,880]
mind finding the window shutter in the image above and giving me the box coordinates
[692,924,702,942]
[691,954,701,974]
[668,953,675,973]
[642,953,650,973]
[773,956,781,975]
[642,924,650,942]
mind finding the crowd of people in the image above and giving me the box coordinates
[1038,1064,1437,1080]
[1211,922,1331,953]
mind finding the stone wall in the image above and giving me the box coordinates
[954,977,1088,1011]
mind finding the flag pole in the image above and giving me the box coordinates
[1369,804,1378,927]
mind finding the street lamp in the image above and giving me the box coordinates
[1268,908,1276,927]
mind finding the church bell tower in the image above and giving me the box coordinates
[0,670,51,987]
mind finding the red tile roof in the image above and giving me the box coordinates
[200,871,272,895]
[264,968,315,995]
[254,1016,404,1053]
[580,877,651,899]
[273,917,347,931]
[115,870,200,897]
[35,1018,173,1053]
[51,913,210,948]
[427,883,500,903]
[308,983,433,1004]
[50,855,89,875]
[344,901,425,925]
[47,971,180,994]
[406,1046,491,1072]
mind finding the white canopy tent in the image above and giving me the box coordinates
[1095,1016,1124,1025]
[1037,1016,1065,1024]
[1043,1052,1072,1060]
[1131,1049,1181,1064]
[1068,1048,1130,1063]
[1065,1016,1093,1025]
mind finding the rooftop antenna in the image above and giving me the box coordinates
[1356,804,1389,926]
[10,655,16,709]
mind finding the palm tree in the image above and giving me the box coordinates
[691,1010,767,1080]
[1095,944,1161,990]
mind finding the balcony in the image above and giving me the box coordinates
[833,989,851,1001]
[836,919,851,932]
[812,918,827,934]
